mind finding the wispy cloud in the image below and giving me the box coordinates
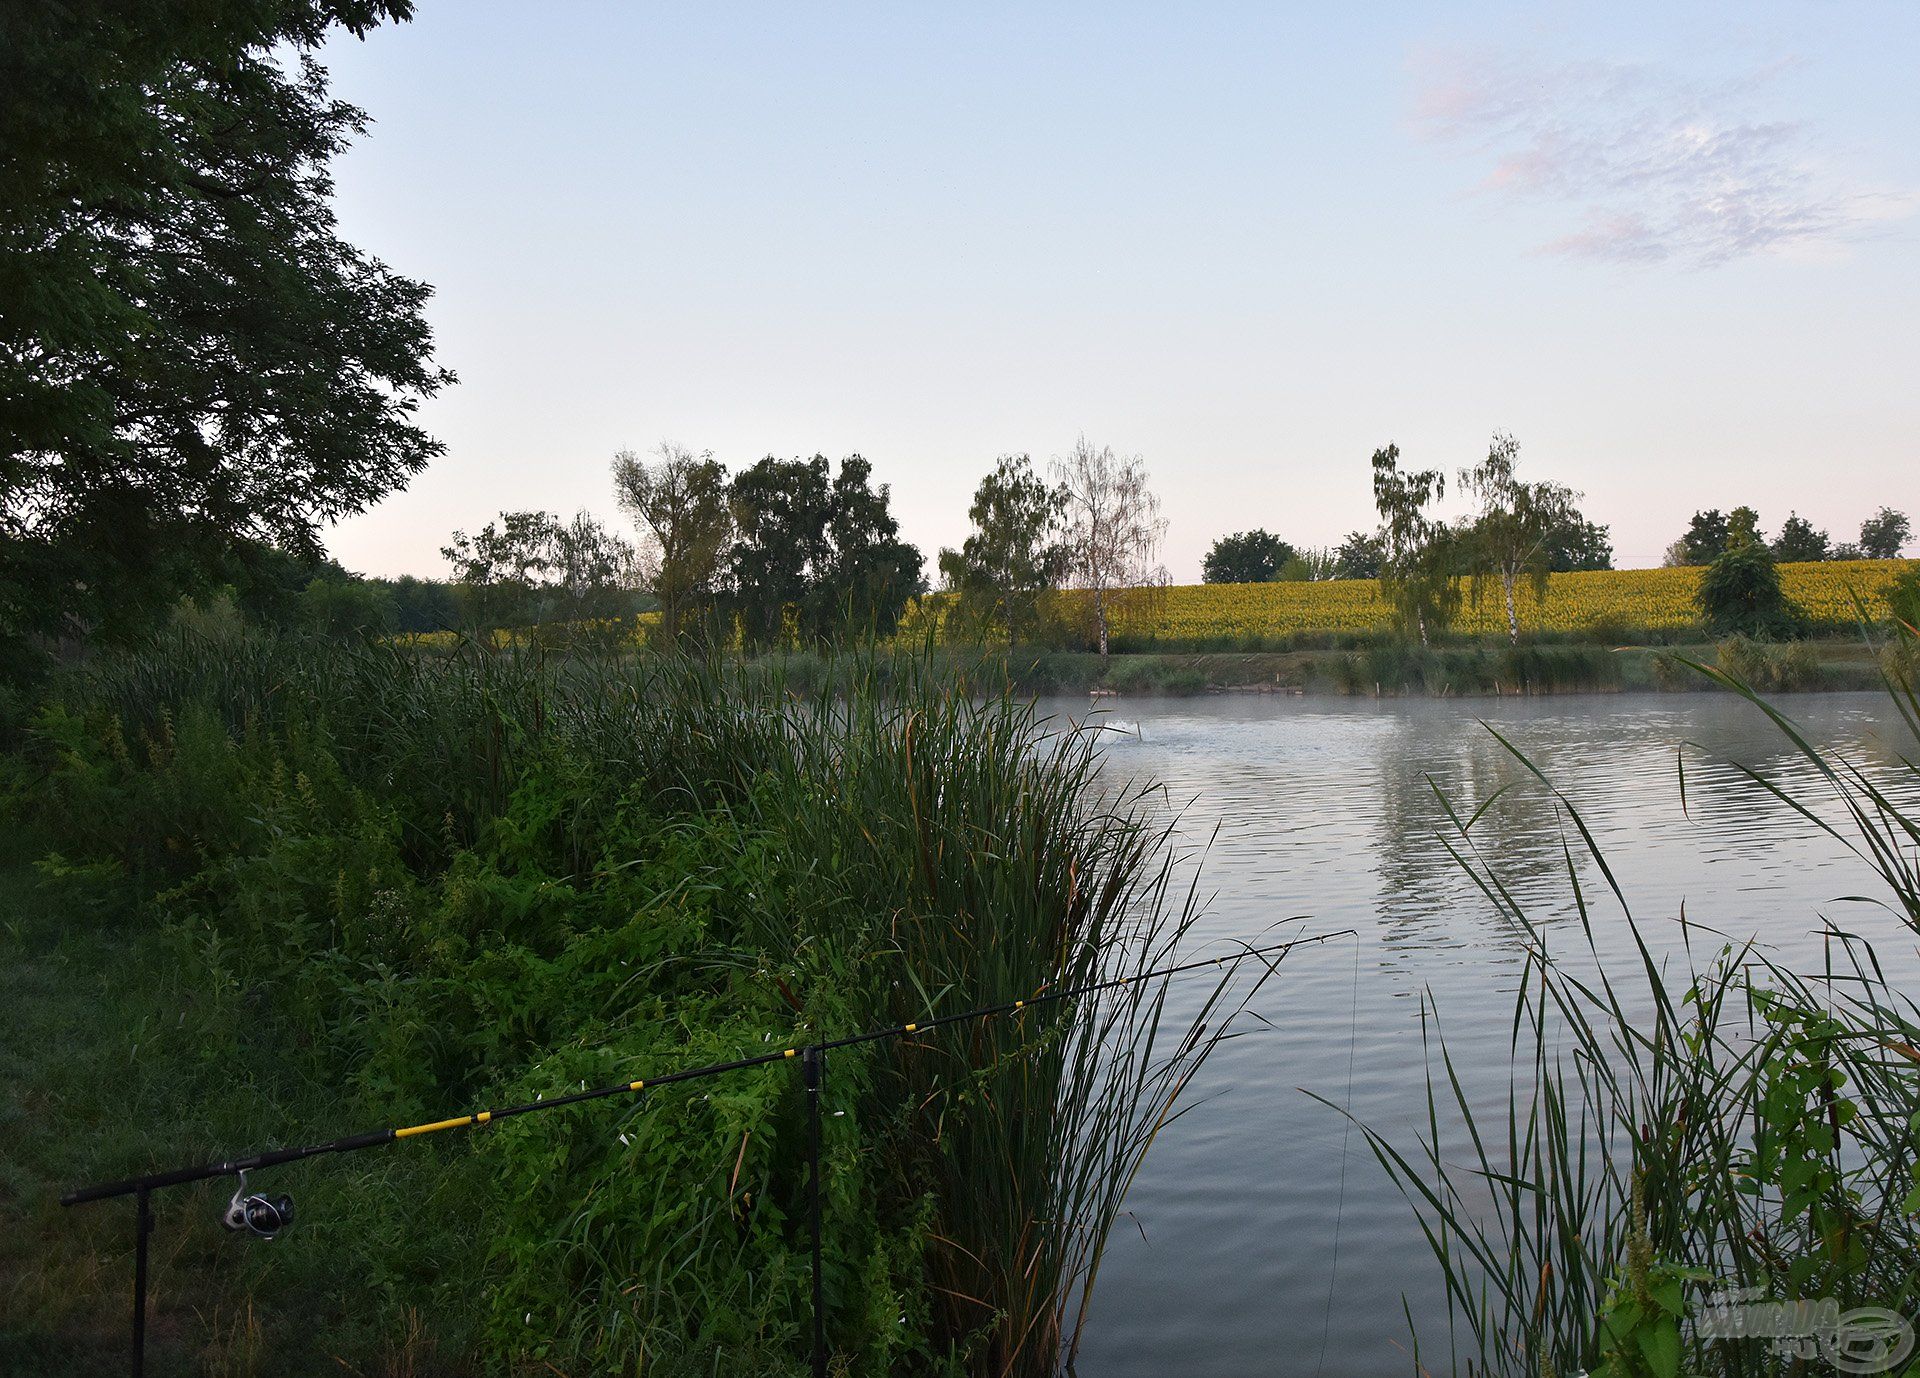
[1412,49,1911,268]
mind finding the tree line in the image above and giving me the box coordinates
[1666,506,1910,567]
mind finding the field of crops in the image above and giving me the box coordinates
[1089,560,1916,643]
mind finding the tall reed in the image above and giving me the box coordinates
[30,632,1274,1374]
[1326,631,1920,1374]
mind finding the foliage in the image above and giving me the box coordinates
[1544,512,1615,572]
[0,0,452,654]
[1458,432,1586,642]
[1054,438,1167,663]
[937,455,1067,649]
[1333,531,1386,581]
[1677,510,1731,566]
[728,455,924,647]
[1696,530,1803,638]
[1861,507,1913,560]
[1370,443,1458,644]
[5,635,1244,1374]
[442,509,638,632]
[819,456,925,641]
[612,444,733,647]
[1202,529,1295,584]
[1772,511,1830,563]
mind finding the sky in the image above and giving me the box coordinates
[317,1,1920,581]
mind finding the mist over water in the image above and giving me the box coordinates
[1050,691,1919,1377]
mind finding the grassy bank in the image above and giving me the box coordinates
[0,636,1239,1375]
[772,636,1908,699]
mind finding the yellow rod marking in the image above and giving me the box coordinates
[1014,1000,1024,1009]
[629,1080,646,1091]
[903,1023,918,1032]
[396,1115,474,1139]
[475,1111,491,1125]
[784,1049,797,1058]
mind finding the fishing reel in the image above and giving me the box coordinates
[222,1172,294,1239]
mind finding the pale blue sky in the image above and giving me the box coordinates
[319,2,1920,579]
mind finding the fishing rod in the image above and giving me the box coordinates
[63,926,1354,1378]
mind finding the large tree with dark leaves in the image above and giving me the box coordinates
[817,455,923,641]
[0,1,452,653]
[728,456,835,647]
[728,454,923,647]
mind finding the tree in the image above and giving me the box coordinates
[1,2,451,656]
[727,454,922,647]
[547,512,639,626]
[727,457,834,647]
[443,512,558,629]
[815,455,924,640]
[1292,547,1341,581]
[1053,437,1166,663]
[1202,530,1295,584]
[441,511,634,631]
[1332,531,1386,581]
[937,456,1066,649]
[383,575,462,633]
[1677,510,1731,566]
[300,575,397,640]
[1697,516,1800,638]
[1771,512,1830,564]
[1859,507,1912,560]
[1371,444,1456,645]
[1727,506,1764,550]
[612,444,732,646]
[1458,433,1584,643]
[1544,515,1614,572]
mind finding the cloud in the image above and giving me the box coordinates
[1412,49,1911,268]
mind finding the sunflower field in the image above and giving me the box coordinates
[901,560,1918,648]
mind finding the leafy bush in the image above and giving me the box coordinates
[1696,542,1803,637]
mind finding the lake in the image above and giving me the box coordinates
[1046,690,1920,1377]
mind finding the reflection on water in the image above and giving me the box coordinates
[1052,692,1917,1378]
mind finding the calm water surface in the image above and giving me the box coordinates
[1047,691,1919,1378]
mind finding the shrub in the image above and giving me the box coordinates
[1696,542,1803,637]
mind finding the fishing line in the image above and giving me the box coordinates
[1315,925,1362,1378]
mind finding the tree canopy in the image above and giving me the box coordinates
[727,455,923,647]
[1772,512,1830,564]
[1458,433,1584,643]
[613,444,732,646]
[1370,443,1456,645]
[938,455,1065,648]
[1860,507,1912,560]
[1,1,451,657]
[1202,530,1296,584]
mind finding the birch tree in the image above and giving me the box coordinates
[1458,433,1582,644]
[1371,443,1456,646]
[1053,437,1166,663]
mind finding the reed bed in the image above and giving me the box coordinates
[1328,633,1920,1374]
[8,632,1276,1375]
